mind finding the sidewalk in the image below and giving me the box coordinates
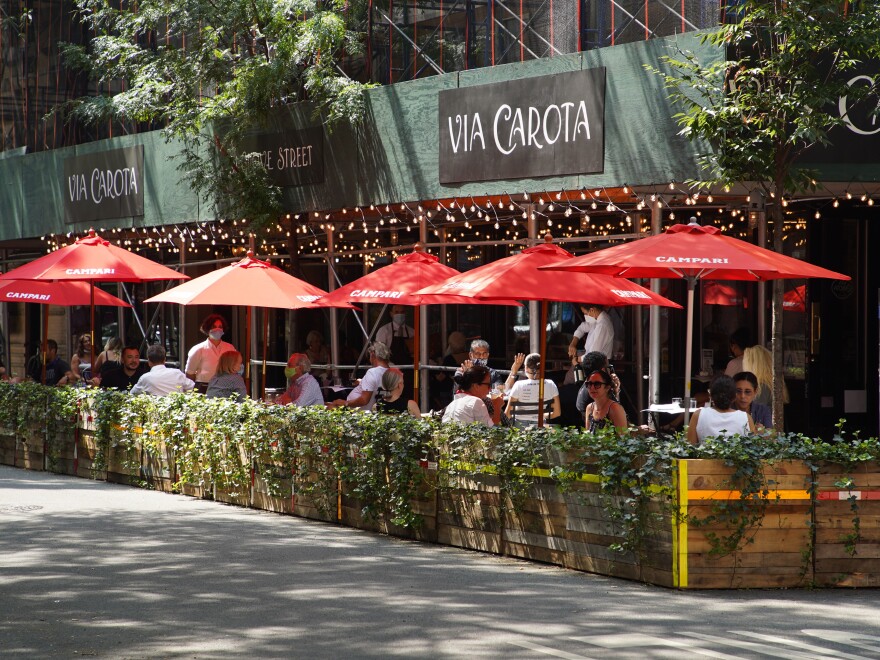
[2,465,879,659]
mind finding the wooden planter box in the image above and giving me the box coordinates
[292,451,338,523]
[75,432,107,481]
[45,433,77,476]
[813,461,880,587]
[675,459,813,589]
[0,432,15,466]
[252,459,293,514]
[438,472,504,554]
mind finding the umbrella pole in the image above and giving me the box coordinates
[261,308,269,400]
[41,305,48,385]
[89,282,96,383]
[413,305,420,404]
[245,306,252,394]
[683,278,695,426]
[538,301,547,428]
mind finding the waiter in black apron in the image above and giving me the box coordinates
[376,304,415,399]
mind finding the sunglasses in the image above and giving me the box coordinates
[479,380,492,386]
[586,381,608,388]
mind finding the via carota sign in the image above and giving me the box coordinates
[64,146,145,224]
[438,68,606,184]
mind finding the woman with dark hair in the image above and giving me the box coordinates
[441,365,494,426]
[584,370,627,434]
[375,368,420,417]
[185,313,236,393]
[687,375,755,445]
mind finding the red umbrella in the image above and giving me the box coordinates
[541,220,849,414]
[0,280,130,384]
[315,244,520,403]
[703,281,747,307]
[783,285,807,313]
[145,251,354,395]
[0,228,188,374]
[417,233,681,426]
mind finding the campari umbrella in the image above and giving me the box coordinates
[0,280,130,384]
[416,233,681,426]
[540,220,850,416]
[783,285,807,313]
[0,228,188,374]
[145,251,355,395]
[315,244,520,402]
[703,281,747,307]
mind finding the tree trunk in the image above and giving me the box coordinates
[770,186,785,431]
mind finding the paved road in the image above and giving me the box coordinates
[2,465,879,659]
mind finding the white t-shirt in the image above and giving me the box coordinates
[442,392,493,426]
[346,366,387,411]
[694,407,750,444]
[507,378,559,426]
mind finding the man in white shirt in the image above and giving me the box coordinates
[131,344,195,396]
[582,304,615,359]
[567,305,597,358]
[329,342,390,411]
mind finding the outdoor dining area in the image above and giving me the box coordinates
[3,218,879,592]
[0,217,848,434]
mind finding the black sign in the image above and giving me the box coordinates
[439,68,606,184]
[803,68,880,164]
[64,146,145,224]
[243,126,325,187]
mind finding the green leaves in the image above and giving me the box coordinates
[61,0,375,232]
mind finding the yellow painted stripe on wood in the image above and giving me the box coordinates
[688,489,812,501]
[676,459,688,588]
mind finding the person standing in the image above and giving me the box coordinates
[329,341,390,411]
[276,353,325,407]
[185,314,236,393]
[724,327,753,377]
[98,346,149,391]
[131,344,195,396]
[567,305,597,358]
[505,353,561,428]
[581,304,615,359]
[376,304,414,366]
[206,350,248,401]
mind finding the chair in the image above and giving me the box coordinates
[508,399,554,428]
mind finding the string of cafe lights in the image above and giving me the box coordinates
[36,181,880,262]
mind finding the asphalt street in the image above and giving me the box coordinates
[2,464,879,659]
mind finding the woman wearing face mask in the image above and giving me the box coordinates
[185,314,236,394]
[205,350,248,401]
[276,353,325,407]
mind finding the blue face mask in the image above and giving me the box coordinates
[238,363,245,376]
[209,329,224,341]
[393,313,406,325]
[472,358,487,367]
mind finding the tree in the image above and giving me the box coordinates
[59,0,374,231]
[652,0,880,430]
